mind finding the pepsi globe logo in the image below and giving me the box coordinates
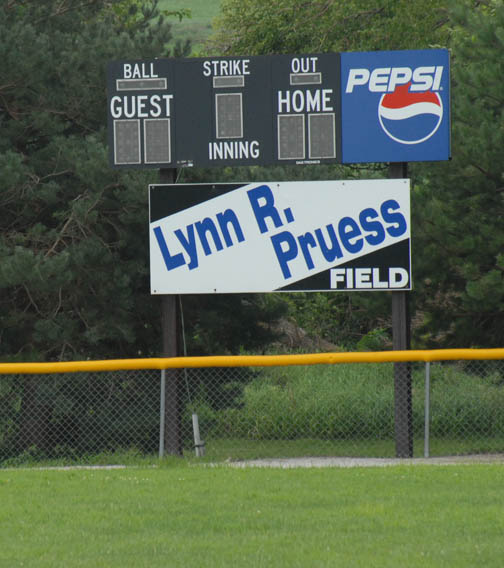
[378,83,443,145]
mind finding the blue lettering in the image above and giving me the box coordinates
[174,225,198,270]
[315,225,343,261]
[359,208,385,246]
[338,217,363,254]
[271,231,298,279]
[381,200,407,237]
[153,226,185,271]
[298,232,317,270]
[247,184,283,234]
[195,218,223,255]
[216,209,245,246]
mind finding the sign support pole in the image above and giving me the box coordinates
[159,167,182,456]
[389,162,413,458]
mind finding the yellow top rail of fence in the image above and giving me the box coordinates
[0,349,504,374]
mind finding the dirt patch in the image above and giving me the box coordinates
[228,454,504,469]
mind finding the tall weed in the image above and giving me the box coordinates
[206,362,504,441]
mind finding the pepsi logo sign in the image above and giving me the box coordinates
[341,50,450,163]
[345,64,445,146]
[378,83,443,145]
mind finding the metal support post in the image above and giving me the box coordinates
[389,162,413,458]
[159,369,166,458]
[159,168,182,456]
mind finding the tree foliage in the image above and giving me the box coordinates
[412,0,504,347]
[210,0,450,55]
[0,0,185,360]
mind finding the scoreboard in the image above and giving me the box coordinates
[107,49,449,168]
[107,54,341,168]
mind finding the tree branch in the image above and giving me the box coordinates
[23,284,43,317]
[44,213,74,258]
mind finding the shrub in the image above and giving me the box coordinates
[211,362,504,441]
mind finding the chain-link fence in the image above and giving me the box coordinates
[1,355,504,466]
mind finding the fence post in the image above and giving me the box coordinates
[159,369,166,458]
[424,362,431,458]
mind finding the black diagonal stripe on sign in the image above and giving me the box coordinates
[276,239,411,291]
[149,183,244,223]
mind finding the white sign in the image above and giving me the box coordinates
[149,179,411,294]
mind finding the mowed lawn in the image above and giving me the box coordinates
[1,463,504,567]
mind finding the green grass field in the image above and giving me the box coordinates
[160,0,221,53]
[4,435,504,469]
[1,462,504,567]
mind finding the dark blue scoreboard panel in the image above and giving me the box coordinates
[107,50,449,168]
[107,54,341,168]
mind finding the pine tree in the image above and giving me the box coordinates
[0,1,188,361]
[412,0,504,347]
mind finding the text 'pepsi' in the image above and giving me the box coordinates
[345,66,444,93]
